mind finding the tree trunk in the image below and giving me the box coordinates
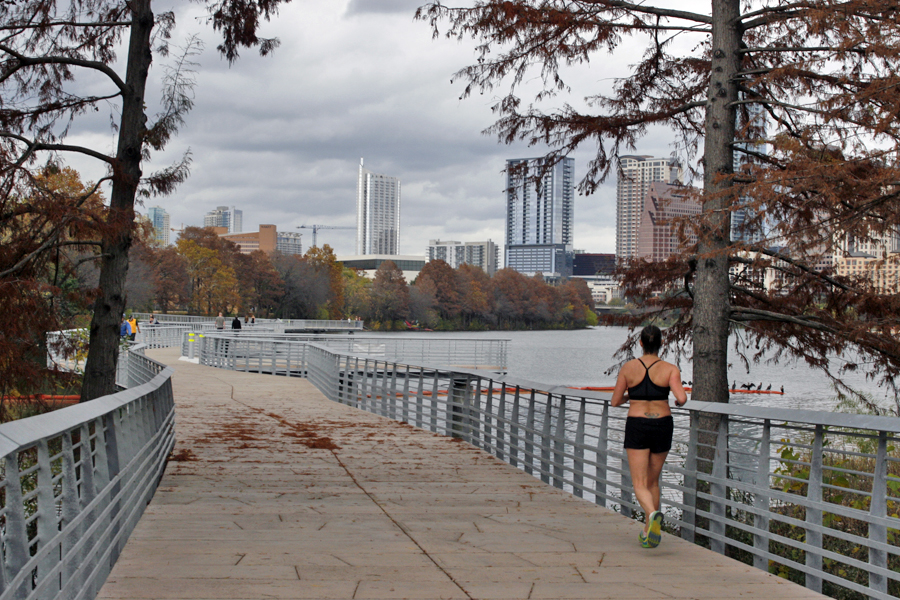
[693,0,741,406]
[80,0,154,401]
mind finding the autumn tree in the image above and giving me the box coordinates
[176,238,240,315]
[234,250,283,318]
[456,263,495,327]
[305,245,345,319]
[370,260,410,326]
[416,259,462,320]
[419,0,900,408]
[272,253,331,319]
[0,165,105,406]
[342,267,372,321]
[1,0,293,401]
[147,246,190,313]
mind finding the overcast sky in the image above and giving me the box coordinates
[67,0,684,257]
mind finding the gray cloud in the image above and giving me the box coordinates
[62,0,681,259]
[345,0,423,16]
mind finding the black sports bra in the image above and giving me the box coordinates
[628,359,670,401]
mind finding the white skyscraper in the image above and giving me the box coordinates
[203,206,243,233]
[505,157,574,277]
[616,156,681,260]
[147,206,170,245]
[356,159,401,255]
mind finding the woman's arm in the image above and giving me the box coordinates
[611,368,630,407]
[669,368,688,407]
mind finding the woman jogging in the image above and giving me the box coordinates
[611,325,688,548]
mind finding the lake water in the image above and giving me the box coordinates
[365,327,894,413]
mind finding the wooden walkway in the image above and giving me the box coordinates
[99,347,825,600]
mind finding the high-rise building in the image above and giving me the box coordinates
[147,206,170,246]
[505,157,574,277]
[204,206,243,234]
[731,100,769,244]
[427,239,500,275]
[356,159,401,255]
[636,183,702,262]
[616,155,681,260]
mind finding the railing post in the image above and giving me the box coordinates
[869,431,888,596]
[361,358,371,412]
[573,399,586,498]
[681,410,699,542]
[429,372,440,433]
[449,374,470,441]
[595,401,609,508]
[466,377,489,450]
[401,365,411,423]
[620,449,633,519]
[496,385,507,462]
[415,367,424,428]
[509,387,521,468]
[708,414,729,555]
[539,394,553,485]
[35,440,59,583]
[4,454,29,599]
[481,379,492,453]
[805,424,824,594]
[525,391,536,476]
[552,395,567,490]
[752,420,772,571]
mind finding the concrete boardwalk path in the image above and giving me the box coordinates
[99,347,824,600]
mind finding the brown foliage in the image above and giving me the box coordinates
[420,0,900,409]
[0,0,293,400]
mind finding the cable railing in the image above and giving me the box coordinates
[131,313,364,332]
[1,347,175,600]
[200,336,898,600]
[192,331,508,373]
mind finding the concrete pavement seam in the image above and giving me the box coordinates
[329,449,477,600]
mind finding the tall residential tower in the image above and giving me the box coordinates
[505,157,574,277]
[616,155,681,260]
[356,159,401,255]
[203,206,242,234]
[147,206,170,246]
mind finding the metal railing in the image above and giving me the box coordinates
[0,348,176,600]
[200,338,898,600]
[191,331,509,373]
[131,313,364,332]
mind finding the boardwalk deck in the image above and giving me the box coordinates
[99,347,825,600]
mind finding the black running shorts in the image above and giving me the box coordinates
[623,415,674,454]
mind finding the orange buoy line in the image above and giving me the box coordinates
[567,386,784,395]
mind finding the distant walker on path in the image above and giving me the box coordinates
[611,325,688,549]
[232,316,241,330]
[215,312,225,330]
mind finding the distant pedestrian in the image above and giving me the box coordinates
[127,315,140,341]
[611,325,688,549]
[215,312,225,330]
[120,315,131,339]
[232,316,242,330]
[149,314,160,326]
[250,314,256,325]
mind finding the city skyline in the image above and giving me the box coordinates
[58,1,683,258]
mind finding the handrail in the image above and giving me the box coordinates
[195,334,899,600]
[0,350,176,600]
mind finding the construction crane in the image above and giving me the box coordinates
[296,224,354,248]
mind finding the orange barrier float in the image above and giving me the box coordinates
[568,386,785,395]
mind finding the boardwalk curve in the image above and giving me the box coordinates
[99,348,824,600]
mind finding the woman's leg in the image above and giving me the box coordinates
[646,451,669,513]
[626,448,655,532]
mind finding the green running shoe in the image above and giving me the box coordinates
[638,530,653,548]
[647,511,664,547]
